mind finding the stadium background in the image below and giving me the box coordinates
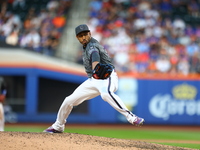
[0,0,200,126]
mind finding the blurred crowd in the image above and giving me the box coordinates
[1,0,200,76]
[0,0,71,56]
[85,0,200,76]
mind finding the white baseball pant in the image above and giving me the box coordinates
[52,71,137,131]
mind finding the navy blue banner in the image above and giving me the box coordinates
[137,80,200,125]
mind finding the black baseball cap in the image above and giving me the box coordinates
[75,24,90,36]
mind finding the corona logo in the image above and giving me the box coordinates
[172,83,197,100]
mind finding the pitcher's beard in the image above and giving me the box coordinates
[83,43,87,49]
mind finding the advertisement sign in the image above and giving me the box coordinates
[117,78,138,122]
[137,80,200,125]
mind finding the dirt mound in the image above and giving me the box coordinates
[0,132,195,150]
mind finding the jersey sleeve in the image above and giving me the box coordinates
[91,51,100,62]
[88,45,100,63]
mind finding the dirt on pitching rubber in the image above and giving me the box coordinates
[0,131,197,150]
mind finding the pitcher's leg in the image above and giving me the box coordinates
[52,79,99,131]
[99,77,144,125]
[101,90,137,124]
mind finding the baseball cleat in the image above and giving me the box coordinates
[43,126,63,133]
[133,116,145,127]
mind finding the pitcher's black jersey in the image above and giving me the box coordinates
[82,37,114,77]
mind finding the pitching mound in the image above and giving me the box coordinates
[0,132,194,150]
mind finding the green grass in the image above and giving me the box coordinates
[5,125,45,132]
[65,128,200,149]
[5,124,200,149]
[65,128,200,140]
[155,143,200,149]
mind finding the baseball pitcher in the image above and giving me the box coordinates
[44,24,144,133]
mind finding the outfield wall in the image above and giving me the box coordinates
[117,77,200,125]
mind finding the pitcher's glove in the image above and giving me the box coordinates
[92,63,113,79]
